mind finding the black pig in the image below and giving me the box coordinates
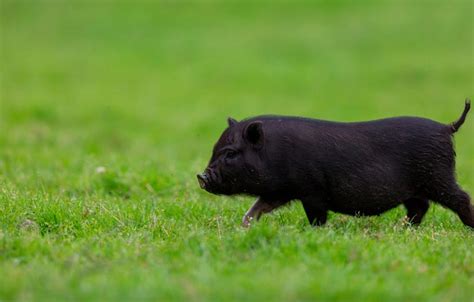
[197,100,473,228]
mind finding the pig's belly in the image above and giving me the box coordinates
[328,195,404,216]
[326,167,412,216]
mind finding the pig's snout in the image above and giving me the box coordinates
[197,173,208,189]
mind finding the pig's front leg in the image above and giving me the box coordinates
[242,197,280,227]
[301,196,328,226]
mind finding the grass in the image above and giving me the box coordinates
[1,1,473,301]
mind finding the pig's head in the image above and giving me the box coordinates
[197,117,266,196]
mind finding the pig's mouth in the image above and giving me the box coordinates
[197,173,207,189]
[196,171,233,195]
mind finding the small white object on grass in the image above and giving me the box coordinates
[95,166,106,174]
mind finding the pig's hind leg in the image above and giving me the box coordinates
[425,169,474,228]
[403,198,430,225]
[431,186,474,228]
[419,153,473,227]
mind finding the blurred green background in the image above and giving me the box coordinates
[1,1,473,301]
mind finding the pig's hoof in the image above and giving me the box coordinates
[242,215,253,228]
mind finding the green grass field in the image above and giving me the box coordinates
[1,1,473,301]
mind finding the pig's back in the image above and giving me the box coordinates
[255,115,453,168]
[250,115,450,152]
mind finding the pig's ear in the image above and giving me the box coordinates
[243,121,264,148]
[227,117,238,127]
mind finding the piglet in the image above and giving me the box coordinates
[198,100,472,228]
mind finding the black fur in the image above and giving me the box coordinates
[198,99,473,228]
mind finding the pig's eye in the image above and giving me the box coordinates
[226,150,238,159]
